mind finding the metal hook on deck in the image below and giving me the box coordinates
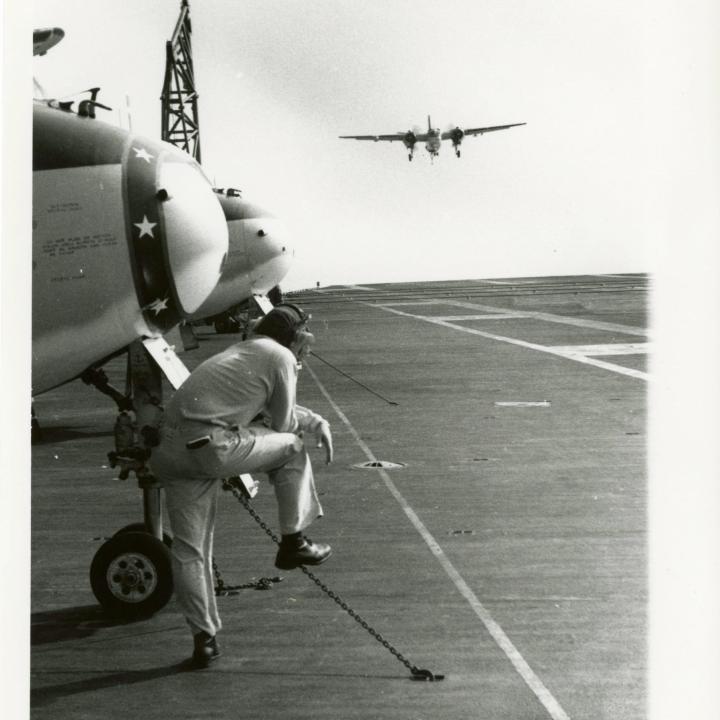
[411,667,445,681]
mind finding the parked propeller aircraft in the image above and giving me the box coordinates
[191,191,291,331]
[340,115,526,161]
[32,21,294,618]
[32,28,293,394]
[32,96,229,393]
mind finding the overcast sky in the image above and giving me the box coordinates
[29,0,656,290]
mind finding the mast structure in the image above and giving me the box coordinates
[161,0,201,162]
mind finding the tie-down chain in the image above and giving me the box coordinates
[219,477,444,682]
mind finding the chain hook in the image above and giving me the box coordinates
[411,667,445,682]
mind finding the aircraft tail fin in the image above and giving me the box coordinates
[428,115,432,132]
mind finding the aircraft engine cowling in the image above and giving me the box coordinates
[449,127,464,144]
[190,191,294,321]
[32,101,228,393]
[402,131,417,149]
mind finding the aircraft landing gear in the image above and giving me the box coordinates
[455,148,461,158]
[213,315,240,334]
[90,531,173,619]
[86,339,177,619]
[408,153,413,161]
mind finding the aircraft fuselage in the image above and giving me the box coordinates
[425,129,441,157]
[32,101,229,393]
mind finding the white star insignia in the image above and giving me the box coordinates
[147,297,169,315]
[133,147,154,163]
[134,215,157,238]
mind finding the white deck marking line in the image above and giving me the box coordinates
[495,401,551,407]
[369,304,650,381]
[306,363,572,720]
[548,343,651,356]
[434,314,531,322]
[380,300,445,306]
[436,299,650,337]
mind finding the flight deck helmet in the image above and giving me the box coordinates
[254,303,310,349]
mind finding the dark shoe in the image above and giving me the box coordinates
[191,631,221,669]
[275,537,332,570]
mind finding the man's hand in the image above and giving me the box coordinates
[290,329,315,363]
[315,421,333,464]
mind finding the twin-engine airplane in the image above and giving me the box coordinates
[340,115,526,161]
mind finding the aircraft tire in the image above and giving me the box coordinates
[214,316,240,334]
[114,522,173,548]
[90,531,173,619]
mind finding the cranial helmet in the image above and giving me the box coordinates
[254,303,309,348]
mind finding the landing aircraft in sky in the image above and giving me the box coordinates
[340,115,526,161]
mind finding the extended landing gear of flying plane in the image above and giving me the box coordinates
[83,340,177,619]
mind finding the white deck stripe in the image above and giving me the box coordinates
[306,363,572,720]
[381,300,445,306]
[548,343,651,356]
[434,313,531,321]
[371,304,650,381]
[436,299,649,337]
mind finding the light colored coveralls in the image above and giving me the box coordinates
[150,337,327,637]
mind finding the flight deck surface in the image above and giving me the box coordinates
[31,274,649,719]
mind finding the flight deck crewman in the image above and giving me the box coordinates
[150,304,334,669]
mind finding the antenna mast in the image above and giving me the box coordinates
[161,0,201,162]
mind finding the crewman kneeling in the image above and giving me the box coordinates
[150,304,334,668]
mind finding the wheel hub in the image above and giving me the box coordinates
[106,552,158,603]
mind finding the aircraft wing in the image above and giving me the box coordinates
[441,122,526,139]
[339,133,422,142]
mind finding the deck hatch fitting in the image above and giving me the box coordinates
[352,461,406,470]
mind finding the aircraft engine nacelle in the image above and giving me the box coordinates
[449,127,464,145]
[402,131,417,150]
[190,191,294,321]
[32,101,229,393]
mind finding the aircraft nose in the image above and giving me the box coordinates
[157,160,229,315]
[188,196,293,321]
[245,211,294,290]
